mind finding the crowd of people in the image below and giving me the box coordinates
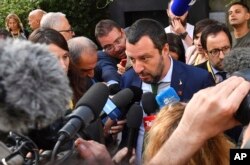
[0,0,250,165]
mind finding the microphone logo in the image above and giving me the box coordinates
[156,87,180,108]
[143,115,156,132]
[189,0,196,6]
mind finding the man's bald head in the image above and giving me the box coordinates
[28,9,46,30]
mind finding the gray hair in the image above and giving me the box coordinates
[40,12,66,30]
[67,36,98,64]
[0,39,72,133]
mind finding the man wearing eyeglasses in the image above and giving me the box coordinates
[94,19,127,88]
[196,22,243,144]
[196,23,232,84]
[40,12,75,41]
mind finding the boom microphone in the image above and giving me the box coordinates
[0,39,72,134]
[224,47,250,75]
[170,0,196,16]
[58,82,109,141]
[223,47,250,125]
[0,39,72,164]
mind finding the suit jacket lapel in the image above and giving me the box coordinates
[171,60,186,100]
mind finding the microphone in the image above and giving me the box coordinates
[170,0,196,16]
[224,48,250,75]
[102,88,134,136]
[126,103,143,153]
[0,39,72,164]
[0,39,72,134]
[141,92,159,132]
[108,83,121,95]
[58,82,109,141]
[102,88,134,122]
[223,47,250,125]
[155,86,180,109]
[142,92,159,116]
[129,86,143,103]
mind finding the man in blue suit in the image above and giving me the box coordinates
[94,19,127,86]
[121,18,214,164]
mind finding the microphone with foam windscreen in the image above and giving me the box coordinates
[170,0,196,16]
[141,92,159,132]
[108,83,121,95]
[129,86,143,103]
[126,103,143,158]
[102,88,134,137]
[102,88,134,122]
[224,47,250,125]
[58,82,109,142]
[0,39,72,134]
[155,86,180,109]
[0,39,72,165]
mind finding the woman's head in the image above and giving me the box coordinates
[29,28,70,73]
[143,102,233,165]
[5,13,23,32]
[166,33,185,63]
[193,19,218,54]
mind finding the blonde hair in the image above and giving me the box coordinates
[143,103,234,165]
[5,13,24,32]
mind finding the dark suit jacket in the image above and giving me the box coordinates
[196,60,216,83]
[121,59,215,102]
[94,51,121,83]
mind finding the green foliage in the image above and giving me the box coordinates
[0,0,41,30]
[39,0,109,41]
[0,0,110,41]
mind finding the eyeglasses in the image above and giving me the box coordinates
[207,46,231,56]
[103,32,124,53]
[58,27,74,33]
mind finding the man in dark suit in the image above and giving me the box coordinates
[94,19,127,86]
[196,23,232,84]
[121,18,214,164]
[195,22,242,147]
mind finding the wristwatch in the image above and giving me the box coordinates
[179,31,188,39]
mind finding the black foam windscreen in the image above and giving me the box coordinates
[129,86,143,103]
[126,103,143,128]
[108,83,121,95]
[0,39,72,133]
[75,83,109,120]
[111,88,134,108]
[224,47,250,75]
[141,92,159,115]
